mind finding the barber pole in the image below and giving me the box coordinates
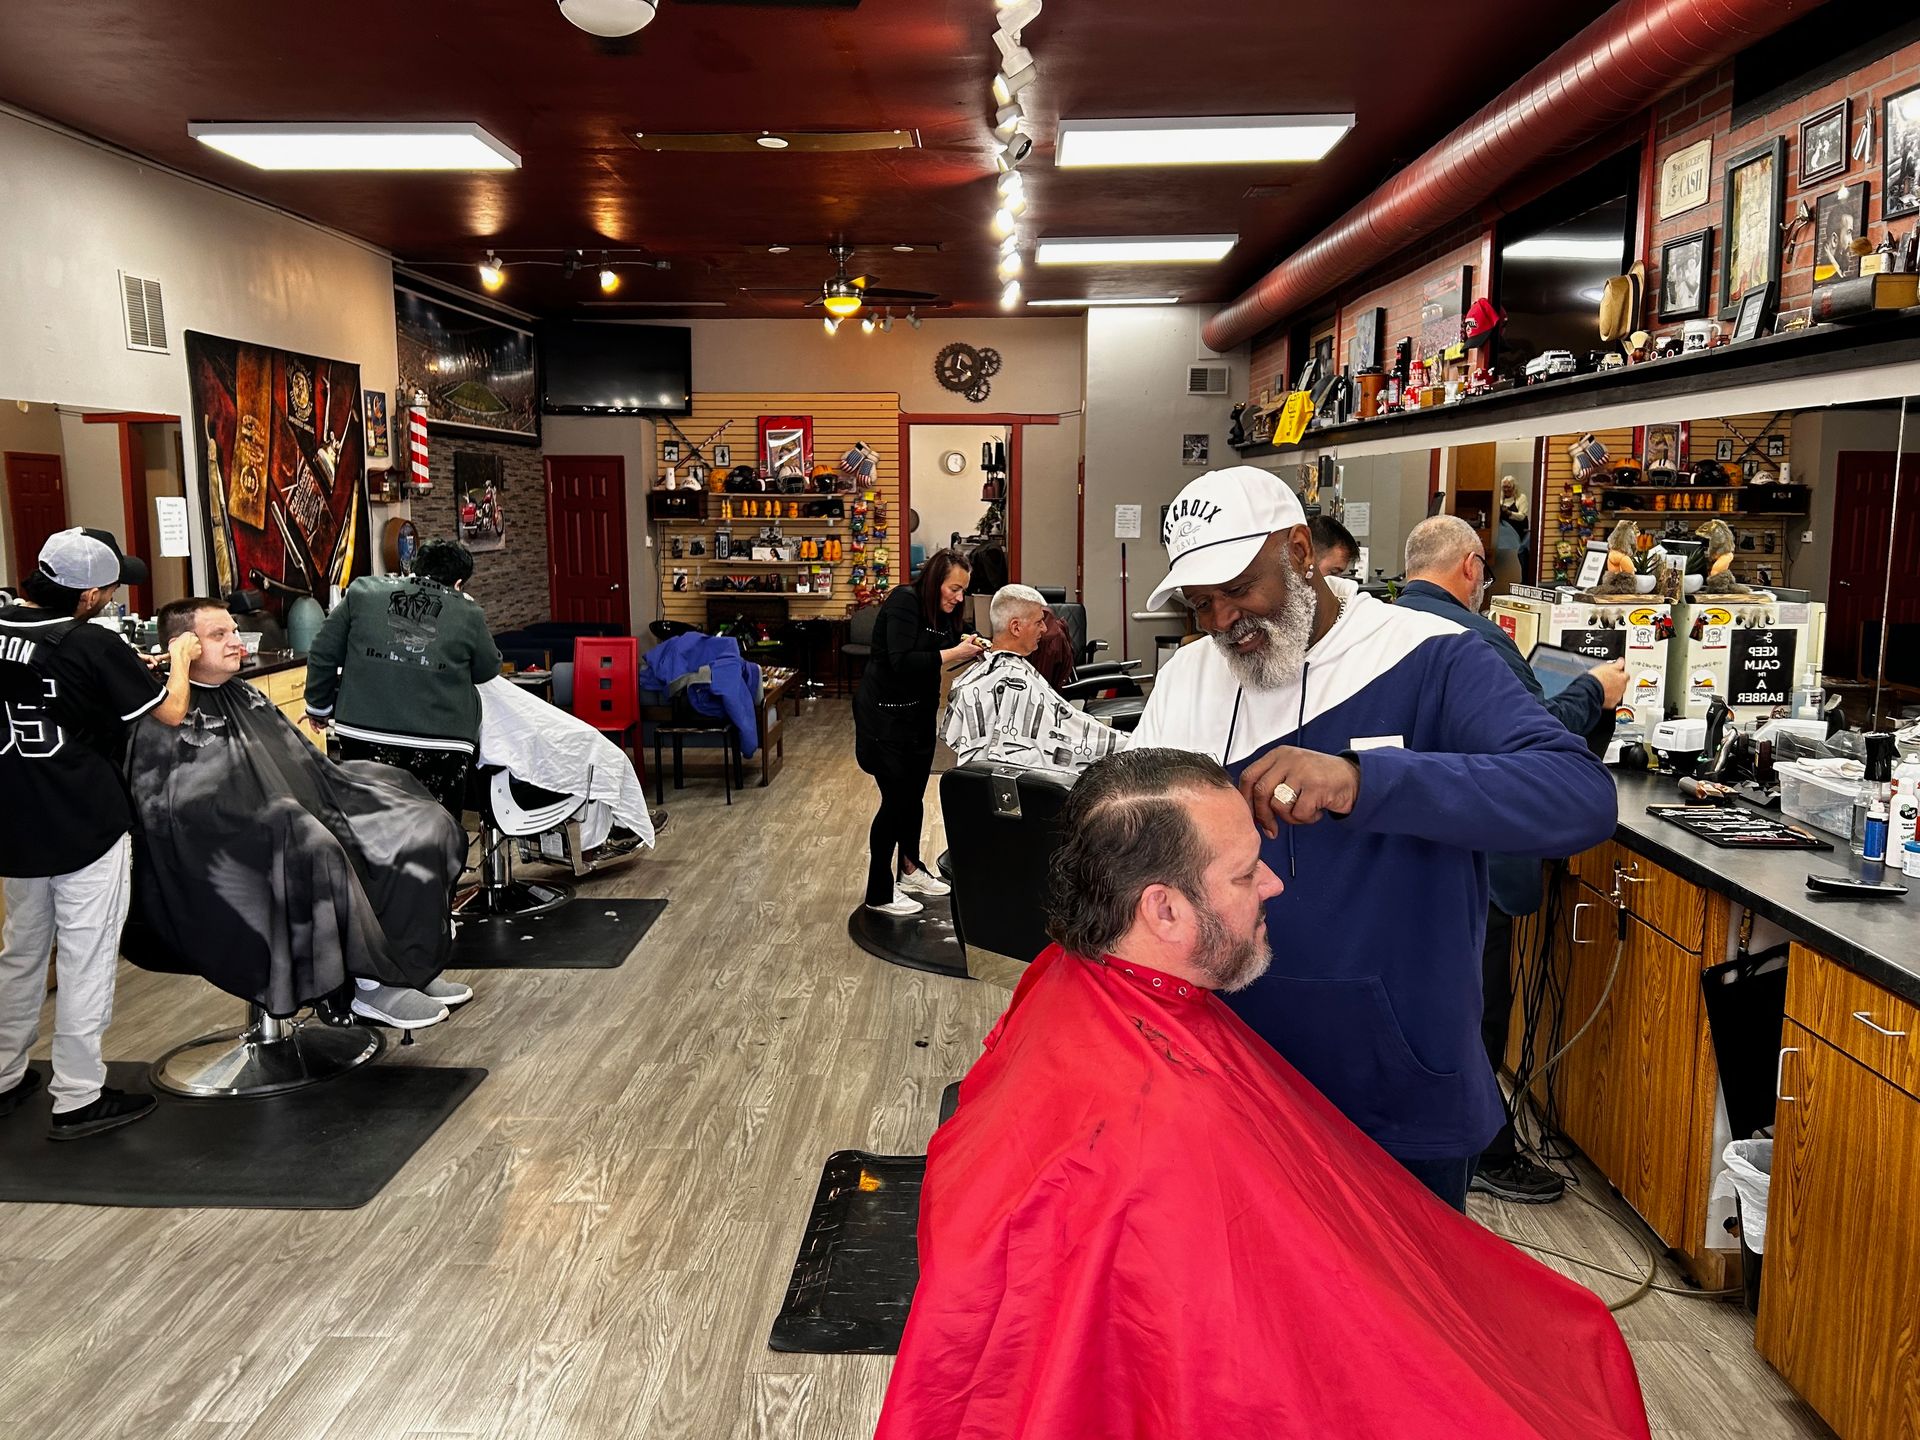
[406,397,431,493]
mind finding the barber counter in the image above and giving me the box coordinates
[1512,769,1919,1440]
[239,652,318,748]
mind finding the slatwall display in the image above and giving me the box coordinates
[1541,414,1801,589]
[654,392,901,628]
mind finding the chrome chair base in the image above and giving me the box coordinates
[151,1007,384,1098]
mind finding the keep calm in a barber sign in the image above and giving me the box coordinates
[1731,629,1796,708]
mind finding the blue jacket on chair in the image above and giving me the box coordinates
[640,633,763,758]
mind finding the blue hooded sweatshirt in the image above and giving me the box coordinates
[640,632,763,758]
[1130,578,1617,1160]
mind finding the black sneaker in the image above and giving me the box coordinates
[1,1066,44,1117]
[1470,1155,1567,1204]
[49,1087,157,1141]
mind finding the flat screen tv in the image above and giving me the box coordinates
[540,321,691,416]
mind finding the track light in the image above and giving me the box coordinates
[991,206,1018,240]
[881,311,894,333]
[994,104,1025,141]
[824,316,840,335]
[996,0,1042,38]
[1000,279,1022,310]
[995,132,1034,173]
[996,170,1027,213]
[998,249,1024,281]
[598,252,619,292]
[907,309,922,330]
[860,314,876,334]
[562,249,583,281]
[478,251,505,290]
[992,67,1034,107]
[993,29,1034,83]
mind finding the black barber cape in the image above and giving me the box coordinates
[123,679,467,1014]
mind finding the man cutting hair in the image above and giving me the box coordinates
[1128,467,1617,1209]
[877,748,1650,1439]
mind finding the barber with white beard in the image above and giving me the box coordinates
[1130,468,1616,1210]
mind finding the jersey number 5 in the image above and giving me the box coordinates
[0,676,65,758]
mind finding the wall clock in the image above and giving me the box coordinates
[940,450,968,475]
[933,343,1003,403]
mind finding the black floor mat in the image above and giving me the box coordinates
[846,899,968,979]
[0,1060,484,1209]
[452,897,667,969]
[770,1150,926,1354]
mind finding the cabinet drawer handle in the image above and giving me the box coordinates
[1776,1046,1799,1102]
[1615,861,1649,885]
[1852,1011,1909,1039]
[1571,902,1591,946]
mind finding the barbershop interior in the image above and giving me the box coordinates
[3,2,1920,1437]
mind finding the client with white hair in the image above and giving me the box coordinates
[941,584,1128,775]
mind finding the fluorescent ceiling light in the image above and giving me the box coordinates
[187,121,520,171]
[1500,236,1625,261]
[1025,296,1181,307]
[1054,114,1353,169]
[1035,235,1237,265]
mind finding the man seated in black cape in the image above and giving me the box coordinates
[124,598,472,1030]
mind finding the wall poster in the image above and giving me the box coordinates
[186,330,373,615]
[394,285,538,444]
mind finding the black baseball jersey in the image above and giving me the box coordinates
[0,605,165,877]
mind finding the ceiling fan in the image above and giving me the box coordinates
[755,244,942,318]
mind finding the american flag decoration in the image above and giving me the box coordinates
[406,399,431,492]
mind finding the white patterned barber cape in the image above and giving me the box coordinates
[942,650,1127,775]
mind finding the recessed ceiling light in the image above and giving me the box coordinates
[892,243,916,253]
[1054,114,1354,168]
[756,134,790,150]
[1025,296,1181,307]
[768,244,790,254]
[1035,235,1237,265]
[1500,237,1625,261]
[187,121,520,171]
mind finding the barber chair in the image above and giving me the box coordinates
[839,604,879,696]
[939,761,1076,964]
[151,1004,383,1098]
[453,767,575,918]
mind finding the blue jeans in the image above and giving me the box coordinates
[1397,1154,1474,1212]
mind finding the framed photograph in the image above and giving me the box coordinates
[1658,228,1712,320]
[1732,283,1776,343]
[662,439,681,464]
[1799,101,1849,186]
[713,443,731,468]
[1716,437,1735,462]
[1639,422,1689,473]
[1417,265,1472,358]
[363,389,389,460]
[1660,139,1714,220]
[1766,434,1786,458]
[1182,433,1210,467]
[1884,84,1920,220]
[1814,184,1869,282]
[1349,306,1386,371]
[1720,139,1786,315]
[393,285,538,444]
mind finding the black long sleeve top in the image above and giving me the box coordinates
[857,585,962,710]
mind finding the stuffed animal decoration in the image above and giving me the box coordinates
[1695,519,1744,593]
[1596,520,1641,595]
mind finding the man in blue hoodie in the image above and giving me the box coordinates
[1131,468,1617,1210]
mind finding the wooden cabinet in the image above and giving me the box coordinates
[1507,847,1729,1281]
[247,665,321,748]
[1756,957,1920,1440]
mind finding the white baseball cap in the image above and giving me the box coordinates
[1146,467,1306,611]
[37,527,149,590]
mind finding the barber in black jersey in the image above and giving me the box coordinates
[854,548,988,917]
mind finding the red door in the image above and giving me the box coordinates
[1828,452,1920,678]
[5,453,68,588]
[544,456,631,630]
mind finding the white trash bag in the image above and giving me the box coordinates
[1710,1138,1774,1254]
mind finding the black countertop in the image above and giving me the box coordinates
[237,651,306,680]
[1609,770,1919,1007]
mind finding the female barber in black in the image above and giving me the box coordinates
[855,548,987,916]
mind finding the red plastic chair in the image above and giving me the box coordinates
[571,636,644,785]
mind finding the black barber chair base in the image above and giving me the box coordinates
[454,874,570,918]
[846,902,969,980]
[151,1004,384,1098]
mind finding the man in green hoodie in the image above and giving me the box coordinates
[303,539,502,821]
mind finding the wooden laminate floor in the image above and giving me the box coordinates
[0,700,1832,1439]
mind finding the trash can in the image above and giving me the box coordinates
[1712,1139,1773,1314]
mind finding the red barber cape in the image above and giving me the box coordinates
[875,947,1650,1440]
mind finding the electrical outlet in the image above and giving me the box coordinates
[1801,529,1814,543]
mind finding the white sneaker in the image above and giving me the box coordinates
[897,868,951,898]
[866,892,926,918]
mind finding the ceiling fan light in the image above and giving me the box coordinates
[557,0,658,38]
[823,292,863,318]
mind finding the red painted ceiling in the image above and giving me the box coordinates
[0,0,1617,319]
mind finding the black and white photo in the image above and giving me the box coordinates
[1181,433,1210,466]
[1799,101,1848,186]
[1885,84,1920,219]
[1659,228,1711,320]
[1814,185,1868,282]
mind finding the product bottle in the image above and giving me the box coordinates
[1891,753,1920,856]
[1863,790,1890,864]
[1855,733,1897,859]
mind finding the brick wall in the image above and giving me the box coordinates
[412,434,550,630]
[1648,41,1920,328]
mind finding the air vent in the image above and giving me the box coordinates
[120,272,168,353]
[1187,364,1229,396]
